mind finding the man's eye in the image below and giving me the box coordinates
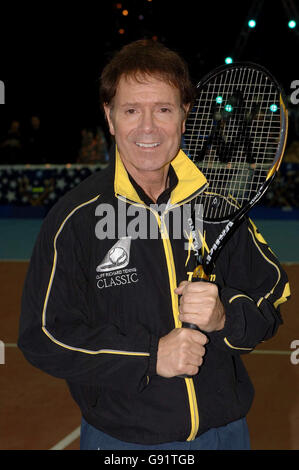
[126,109,136,114]
[160,107,171,113]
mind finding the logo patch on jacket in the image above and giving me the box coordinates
[96,237,139,289]
[97,237,131,272]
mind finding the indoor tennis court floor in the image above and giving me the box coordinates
[1,218,299,450]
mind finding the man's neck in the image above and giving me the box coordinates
[127,166,170,203]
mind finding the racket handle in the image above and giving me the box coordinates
[181,266,209,331]
[182,321,201,330]
[178,267,208,378]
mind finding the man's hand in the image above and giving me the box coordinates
[156,327,208,377]
[174,280,226,333]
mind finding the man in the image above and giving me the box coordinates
[18,40,290,450]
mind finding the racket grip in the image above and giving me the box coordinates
[178,268,208,378]
[181,267,209,331]
[182,321,200,331]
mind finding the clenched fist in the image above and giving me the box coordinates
[174,280,226,333]
[157,327,208,378]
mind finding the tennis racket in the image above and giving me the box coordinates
[181,62,288,332]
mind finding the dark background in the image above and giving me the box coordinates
[0,0,298,162]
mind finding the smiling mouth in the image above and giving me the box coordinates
[135,142,160,148]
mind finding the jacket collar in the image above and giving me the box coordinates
[114,146,207,206]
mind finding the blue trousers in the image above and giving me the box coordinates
[80,416,251,450]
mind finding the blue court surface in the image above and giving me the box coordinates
[0,217,298,263]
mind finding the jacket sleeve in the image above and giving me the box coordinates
[208,217,291,354]
[18,203,159,391]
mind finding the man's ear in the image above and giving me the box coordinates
[181,103,190,134]
[103,104,115,136]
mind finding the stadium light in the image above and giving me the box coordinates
[225,104,233,112]
[248,19,256,28]
[288,20,296,29]
[225,57,233,64]
[270,104,278,112]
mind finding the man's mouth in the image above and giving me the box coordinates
[135,142,160,148]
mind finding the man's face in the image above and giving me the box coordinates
[104,74,188,175]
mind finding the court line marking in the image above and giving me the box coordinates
[251,349,291,355]
[49,426,81,450]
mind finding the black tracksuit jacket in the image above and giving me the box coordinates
[18,148,290,445]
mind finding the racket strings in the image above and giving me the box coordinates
[183,66,281,220]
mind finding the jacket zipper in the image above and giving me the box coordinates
[116,192,203,441]
[159,212,199,441]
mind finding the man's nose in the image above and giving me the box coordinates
[139,109,156,133]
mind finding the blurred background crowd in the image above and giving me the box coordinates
[0,115,109,166]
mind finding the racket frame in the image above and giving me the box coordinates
[185,62,289,278]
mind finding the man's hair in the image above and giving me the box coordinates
[100,39,195,109]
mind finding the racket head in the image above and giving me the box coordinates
[183,62,288,223]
